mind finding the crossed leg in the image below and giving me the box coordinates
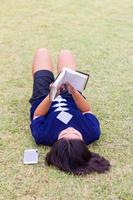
[57,50,77,74]
[32,48,53,77]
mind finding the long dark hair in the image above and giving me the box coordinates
[45,139,110,175]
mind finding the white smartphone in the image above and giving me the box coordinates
[23,149,39,164]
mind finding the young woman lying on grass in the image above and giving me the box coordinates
[29,48,110,175]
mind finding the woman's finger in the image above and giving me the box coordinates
[60,83,65,90]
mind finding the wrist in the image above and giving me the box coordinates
[48,94,52,104]
[71,89,79,97]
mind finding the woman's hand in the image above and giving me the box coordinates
[49,82,77,99]
[65,82,92,113]
[65,82,77,94]
[59,82,77,95]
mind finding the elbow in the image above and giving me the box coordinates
[34,137,41,145]
[31,128,44,145]
[95,134,100,141]
[33,135,42,145]
[35,139,41,145]
[91,128,101,142]
[95,128,101,141]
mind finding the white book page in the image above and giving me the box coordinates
[50,68,88,100]
[63,70,87,92]
[53,70,65,87]
[50,71,65,100]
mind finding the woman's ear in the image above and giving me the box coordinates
[88,152,111,173]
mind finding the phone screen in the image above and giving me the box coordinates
[23,149,38,164]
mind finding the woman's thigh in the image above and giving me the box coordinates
[30,48,54,105]
[32,48,53,76]
[57,50,77,74]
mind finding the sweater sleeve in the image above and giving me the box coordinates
[30,116,47,145]
[83,113,101,143]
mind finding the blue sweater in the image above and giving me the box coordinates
[30,94,101,146]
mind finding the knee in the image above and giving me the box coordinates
[35,48,49,55]
[59,49,72,56]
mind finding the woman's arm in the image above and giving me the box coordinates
[72,90,92,113]
[33,94,51,119]
[33,82,92,119]
[65,82,92,113]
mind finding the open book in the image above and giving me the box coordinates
[50,67,89,101]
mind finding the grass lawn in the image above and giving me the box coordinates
[0,0,133,199]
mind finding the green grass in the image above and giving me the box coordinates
[0,0,133,199]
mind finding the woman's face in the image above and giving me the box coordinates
[58,127,83,141]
